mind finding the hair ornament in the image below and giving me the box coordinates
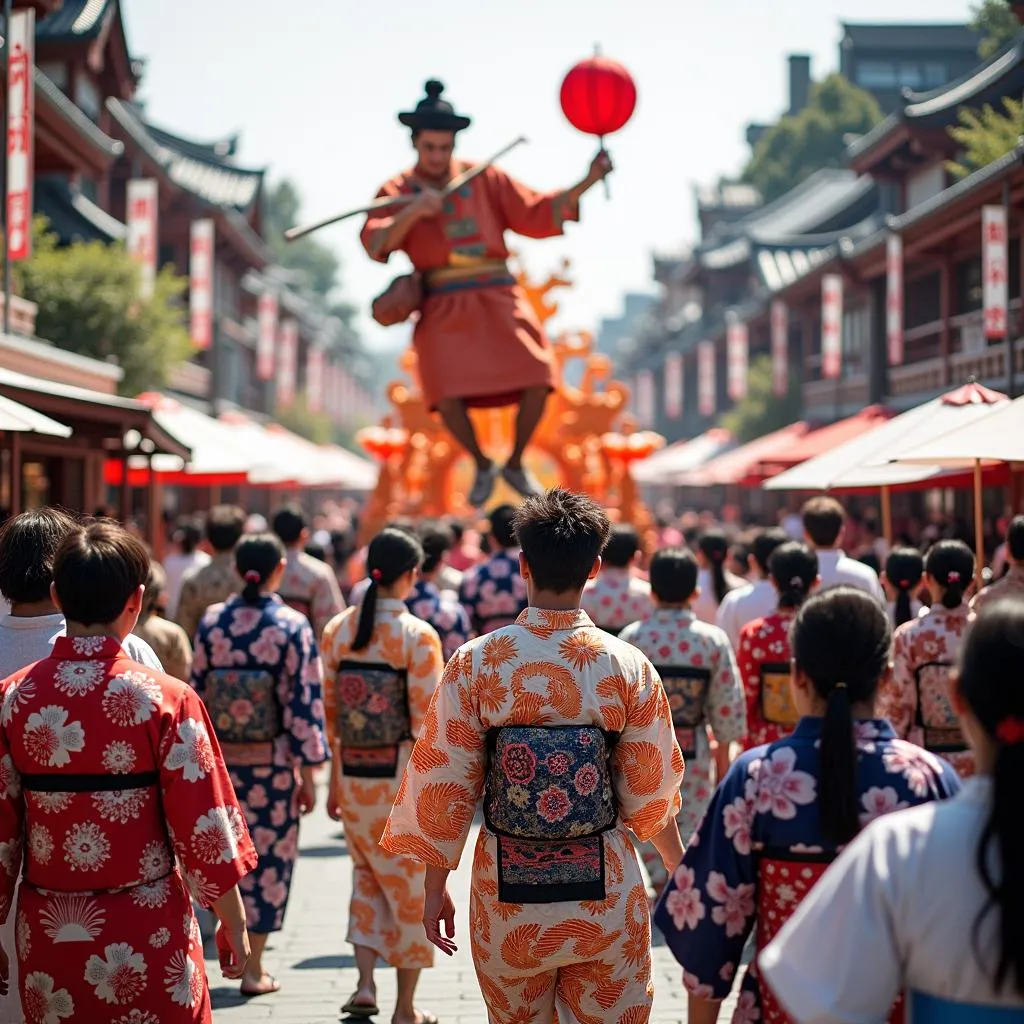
[947,570,962,584]
[834,681,848,690]
[244,570,261,585]
[996,716,1024,746]
[898,578,912,589]
[370,569,383,581]
[789,576,804,588]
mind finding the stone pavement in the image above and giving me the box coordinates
[206,790,741,1023]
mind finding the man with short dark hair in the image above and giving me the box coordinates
[383,488,684,1021]
[716,527,788,650]
[176,504,247,639]
[458,504,527,635]
[973,514,1024,612]
[581,523,653,635]
[272,504,345,638]
[801,496,884,602]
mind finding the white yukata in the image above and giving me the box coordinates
[760,777,1024,1022]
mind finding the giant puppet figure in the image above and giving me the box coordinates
[361,81,612,507]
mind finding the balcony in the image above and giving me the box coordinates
[802,373,870,420]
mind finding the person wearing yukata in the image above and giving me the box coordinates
[382,488,686,1024]
[580,523,654,636]
[716,528,788,653]
[271,505,346,638]
[458,504,528,636]
[407,523,473,661]
[321,528,444,1024]
[973,514,1024,613]
[361,80,612,507]
[736,542,819,751]
[760,599,1024,1021]
[177,504,247,642]
[133,560,193,682]
[0,521,257,1023]
[653,587,961,1024]
[882,546,925,630]
[191,532,328,997]
[620,547,746,891]
[692,531,746,626]
[881,539,977,779]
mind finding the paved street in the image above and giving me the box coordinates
[206,787,742,1023]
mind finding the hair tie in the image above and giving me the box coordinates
[370,569,383,582]
[789,576,804,588]
[946,571,961,584]
[996,716,1024,746]
[711,550,725,562]
[898,578,912,589]
[244,570,261,585]
[834,682,848,690]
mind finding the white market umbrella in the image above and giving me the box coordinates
[632,428,734,484]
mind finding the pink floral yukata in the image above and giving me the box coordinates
[581,568,655,635]
[458,549,528,636]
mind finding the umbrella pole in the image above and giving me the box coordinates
[880,485,893,547]
[974,459,985,591]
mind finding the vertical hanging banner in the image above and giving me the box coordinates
[126,179,158,298]
[821,274,844,380]
[726,315,749,401]
[771,300,789,397]
[886,233,904,366]
[664,353,683,420]
[277,319,298,408]
[635,369,654,427]
[256,286,278,381]
[982,205,1008,340]
[698,341,716,417]
[306,347,324,411]
[189,219,215,351]
[6,9,34,264]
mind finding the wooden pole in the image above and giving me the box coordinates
[9,432,20,515]
[974,459,985,590]
[119,453,132,524]
[880,485,893,546]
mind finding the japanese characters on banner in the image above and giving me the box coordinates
[635,369,655,427]
[886,233,904,366]
[306,347,324,412]
[256,287,278,381]
[771,300,789,397]
[664,352,683,420]
[698,340,716,417]
[189,219,215,351]
[821,274,844,380]
[277,319,298,408]
[6,9,35,264]
[982,205,1009,340]
[726,315,749,402]
[126,179,158,298]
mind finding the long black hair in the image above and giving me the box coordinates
[885,547,924,627]
[925,539,974,610]
[352,528,423,651]
[790,587,892,846]
[235,533,285,604]
[698,529,734,605]
[961,601,1024,997]
[768,541,818,610]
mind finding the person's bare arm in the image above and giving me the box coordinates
[423,864,457,956]
[648,816,684,876]
[688,994,724,1024]
[564,151,614,206]
[378,191,444,254]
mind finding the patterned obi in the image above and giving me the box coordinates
[335,660,411,779]
[204,668,281,745]
[484,725,618,904]
[909,992,1024,1022]
[914,663,967,755]
[654,665,710,759]
[424,259,514,295]
[760,663,800,729]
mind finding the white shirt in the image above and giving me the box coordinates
[691,567,747,625]
[715,578,778,652]
[760,778,1024,1020]
[163,550,211,620]
[814,549,886,603]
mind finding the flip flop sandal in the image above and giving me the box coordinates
[418,1014,439,1024]
[340,995,380,1018]
[240,973,281,998]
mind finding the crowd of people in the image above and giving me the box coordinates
[0,489,1018,1022]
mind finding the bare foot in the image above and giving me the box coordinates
[392,1011,438,1024]
[240,971,280,997]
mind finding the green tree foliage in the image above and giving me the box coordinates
[719,355,802,444]
[13,219,192,396]
[948,97,1024,178]
[743,75,884,202]
[263,179,340,298]
[971,0,1021,60]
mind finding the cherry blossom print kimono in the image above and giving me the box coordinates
[382,608,686,1024]
[321,600,444,970]
[881,604,974,778]
[458,550,528,636]
[0,635,257,1024]
[581,568,655,635]
[653,719,960,1024]
[406,578,473,661]
[620,610,746,887]
[191,595,328,933]
[736,613,800,751]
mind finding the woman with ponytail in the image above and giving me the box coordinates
[655,587,960,1024]
[882,546,925,628]
[692,529,746,624]
[320,527,444,1023]
[191,532,329,997]
[761,600,1024,1022]
[882,539,977,778]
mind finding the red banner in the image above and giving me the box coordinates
[698,341,716,417]
[277,319,298,408]
[771,300,788,397]
[189,220,215,351]
[6,10,34,264]
[982,205,1008,340]
[727,316,749,401]
[126,179,158,298]
[821,274,843,380]
[886,233,904,366]
[664,353,683,420]
[256,287,278,381]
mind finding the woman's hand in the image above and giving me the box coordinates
[297,766,316,816]
[422,885,458,957]
[212,887,250,980]
[326,767,344,822]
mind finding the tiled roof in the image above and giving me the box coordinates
[37,0,111,39]
[695,180,762,211]
[35,68,123,160]
[840,22,980,50]
[36,176,127,244]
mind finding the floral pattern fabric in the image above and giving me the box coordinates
[581,568,654,634]
[652,718,960,1021]
[736,612,799,751]
[406,578,473,661]
[382,607,685,1023]
[0,636,257,1023]
[277,549,346,639]
[458,550,528,636]
[191,595,328,934]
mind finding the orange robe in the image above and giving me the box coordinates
[361,162,579,411]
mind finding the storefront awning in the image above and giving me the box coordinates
[632,429,734,484]
[670,422,809,487]
[0,394,71,437]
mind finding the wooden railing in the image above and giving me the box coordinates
[803,374,870,417]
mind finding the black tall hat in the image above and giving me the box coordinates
[398,80,471,133]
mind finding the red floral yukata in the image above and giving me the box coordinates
[0,636,257,1024]
[737,612,800,750]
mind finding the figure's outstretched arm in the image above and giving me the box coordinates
[362,190,443,262]
[565,150,613,206]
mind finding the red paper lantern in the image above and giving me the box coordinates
[560,56,637,139]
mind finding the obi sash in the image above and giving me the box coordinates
[760,662,800,729]
[654,665,711,759]
[914,662,967,754]
[484,725,618,904]
[204,668,281,744]
[335,660,411,779]
[909,992,1024,1022]
[280,595,312,621]
[425,260,514,295]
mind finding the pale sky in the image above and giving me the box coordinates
[122,0,977,349]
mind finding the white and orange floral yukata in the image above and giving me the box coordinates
[382,608,685,1024]
[321,600,444,970]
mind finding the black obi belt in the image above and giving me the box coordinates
[654,665,711,759]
